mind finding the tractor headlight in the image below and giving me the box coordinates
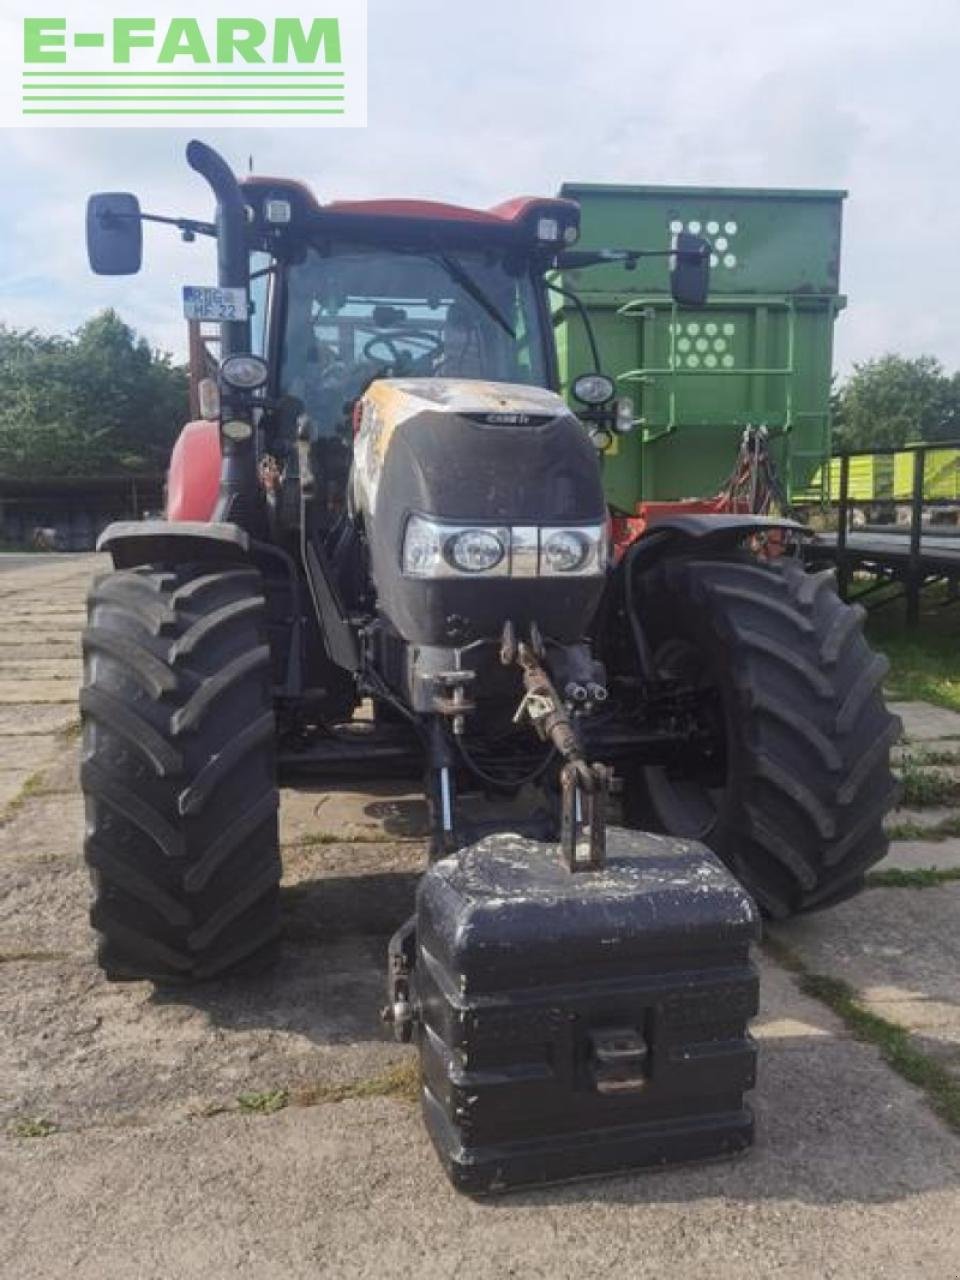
[572,373,616,406]
[220,354,269,391]
[402,515,607,579]
[402,516,509,579]
[540,525,608,576]
[445,529,507,574]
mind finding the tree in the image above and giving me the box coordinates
[833,354,960,451]
[0,310,189,476]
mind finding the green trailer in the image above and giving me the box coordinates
[553,183,846,512]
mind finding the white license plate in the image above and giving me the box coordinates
[182,286,249,322]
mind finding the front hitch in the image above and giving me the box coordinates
[512,640,609,870]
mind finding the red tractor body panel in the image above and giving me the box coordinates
[166,418,220,522]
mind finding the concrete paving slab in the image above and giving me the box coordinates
[2,989,960,1280]
[280,782,554,847]
[0,659,80,682]
[0,939,403,1134]
[0,735,62,774]
[29,739,80,795]
[0,679,78,704]
[0,613,86,628]
[878,839,960,872]
[280,782,429,845]
[0,631,79,649]
[0,857,91,957]
[0,705,77,736]
[890,700,960,742]
[0,835,422,1131]
[769,885,960,1078]
[0,604,88,617]
[282,839,424,941]
[886,804,959,833]
[0,791,84,864]
[0,773,33,810]
[6,541,960,1277]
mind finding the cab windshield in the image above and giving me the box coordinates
[281,244,548,435]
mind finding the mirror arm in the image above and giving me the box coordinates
[141,212,217,239]
[94,210,215,238]
[556,247,707,269]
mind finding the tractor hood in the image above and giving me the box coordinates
[353,378,608,646]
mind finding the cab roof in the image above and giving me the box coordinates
[240,177,580,250]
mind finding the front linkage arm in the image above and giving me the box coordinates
[513,642,608,872]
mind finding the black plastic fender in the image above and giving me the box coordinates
[632,512,809,559]
[97,520,250,569]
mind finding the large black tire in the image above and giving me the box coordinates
[81,564,281,981]
[622,555,900,918]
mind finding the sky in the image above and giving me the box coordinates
[0,0,958,375]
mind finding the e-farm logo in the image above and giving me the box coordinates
[1,4,366,127]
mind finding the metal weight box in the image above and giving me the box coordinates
[412,828,761,1193]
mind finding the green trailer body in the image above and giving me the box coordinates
[553,183,846,510]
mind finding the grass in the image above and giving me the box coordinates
[866,866,960,889]
[237,1089,289,1116]
[886,813,960,842]
[897,752,960,808]
[863,583,960,713]
[764,936,960,1133]
[292,1060,420,1108]
[233,1061,419,1119]
[897,746,960,767]
[0,769,51,824]
[285,831,387,848]
[9,1116,58,1138]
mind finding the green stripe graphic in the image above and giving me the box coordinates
[22,70,344,77]
[23,108,346,114]
[23,95,345,101]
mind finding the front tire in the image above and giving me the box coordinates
[81,563,281,982]
[623,555,900,918]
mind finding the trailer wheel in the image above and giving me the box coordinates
[622,555,900,918]
[81,564,281,982]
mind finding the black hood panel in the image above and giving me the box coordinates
[367,408,608,646]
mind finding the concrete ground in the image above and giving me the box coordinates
[1,555,960,1279]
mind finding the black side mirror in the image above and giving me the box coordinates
[670,231,710,307]
[86,193,143,275]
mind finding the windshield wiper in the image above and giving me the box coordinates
[436,252,515,339]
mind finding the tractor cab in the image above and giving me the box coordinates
[233,178,581,528]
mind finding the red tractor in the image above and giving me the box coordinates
[82,141,898,984]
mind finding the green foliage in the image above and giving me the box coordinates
[865,583,960,714]
[897,753,960,808]
[866,867,960,889]
[0,310,188,476]
[237,1088,289,1115]
[885,814,960,843]
[10,1116,58,1138]
[833,354,960,451]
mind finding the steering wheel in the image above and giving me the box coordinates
[362,329,443,366]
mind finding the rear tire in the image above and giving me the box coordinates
[622,555,900,918]
[81,563,281,982]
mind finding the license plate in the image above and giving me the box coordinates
[182,286,249,322]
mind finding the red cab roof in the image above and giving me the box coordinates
[240,177,579,230]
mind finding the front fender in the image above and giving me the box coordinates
[625,512,809,567]
[97,520,249,570]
